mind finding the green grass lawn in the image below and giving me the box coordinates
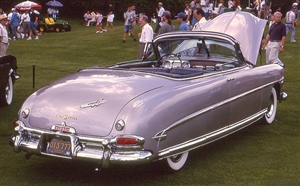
[0,18,299,186]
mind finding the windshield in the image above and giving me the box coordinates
[156,38,238,60]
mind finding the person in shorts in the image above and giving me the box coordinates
[122,6,137,43]
[103,3,115,32]
[129,4,137,37]
[95,12,103,33]
[27,8,39,40]
[264,0,272,19]
[21,10,30,38]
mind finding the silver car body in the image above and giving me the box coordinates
[9,11,287,170]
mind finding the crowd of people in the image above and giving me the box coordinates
[83,3,115,34]
[0,7,42,56]
[1,1,299,60]
[0,7,41,42]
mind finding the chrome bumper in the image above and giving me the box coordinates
[9,121,153,168]
[280,91,288,102]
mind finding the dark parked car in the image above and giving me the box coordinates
[0,55,19,106]
[9,11,287,171]
[37,17,71,32]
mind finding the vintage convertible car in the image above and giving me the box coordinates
[9,11,287,171]
[0,55,19,106]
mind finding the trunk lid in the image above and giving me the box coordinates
[28,69,163,136]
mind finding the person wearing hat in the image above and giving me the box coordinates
[175,12,190,31]
[0,14,9,56]
[158,10,175,35]
[154,2,165,33]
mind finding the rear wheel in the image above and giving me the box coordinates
[166,151,189,171]
[263,87,277,124]
[39,25,46,32]
[0,72,14,106]
[65,25,71,32]
[55,26,62,32]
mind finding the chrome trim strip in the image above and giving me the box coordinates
[158,109,266,158]
[102,66,244,81]
[153,31,237,45]
[153,78,281,140]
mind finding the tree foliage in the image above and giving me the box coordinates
[1,0,295,19]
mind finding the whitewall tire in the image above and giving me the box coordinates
[0,73,14,106]
[264,87,277,124]
[166,151,189,171]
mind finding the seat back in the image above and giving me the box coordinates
[48,17,55,24]
[45,17,55,25]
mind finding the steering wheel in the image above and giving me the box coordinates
[155,54,183,68]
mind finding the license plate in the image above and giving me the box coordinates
[46,138,71,156]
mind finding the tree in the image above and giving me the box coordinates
[2,0,295,19]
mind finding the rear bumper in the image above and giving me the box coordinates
[9,121,153,168]
[280,91,288,102]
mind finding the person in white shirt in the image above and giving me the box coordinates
[257,0,265,18]
[192,8,207,31]
[87,12,96,26]
[285,6,296,42]
[95,12,103,33]
[138,15,153,59]
[151,13,157,23]
[21,10,30,37]
[83,11,91,26]
[208,1,214,18]
[154,2,165,33]
[0,14,9,56]
[47,7,54,17]
[122,6,137,43]
[131,5,137,29]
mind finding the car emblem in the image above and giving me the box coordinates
[80,99,107,109]
[56,115,77,120]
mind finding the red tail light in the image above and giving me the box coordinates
[117,137,138,145]
[13,121,20,129]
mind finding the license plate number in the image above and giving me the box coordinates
[46,138,71,156]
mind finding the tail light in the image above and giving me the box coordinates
[117,137,138,145]
[12,121,25,131]
[13,121,21,129]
